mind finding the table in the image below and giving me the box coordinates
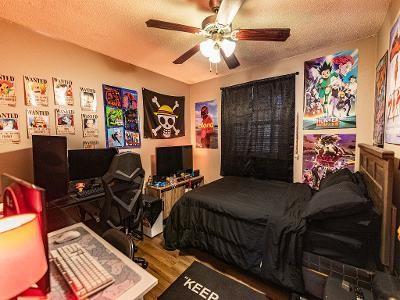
[48,223,157,299]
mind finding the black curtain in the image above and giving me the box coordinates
[221,73,296,182]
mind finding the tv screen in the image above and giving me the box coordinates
[156,145,193,177]
[68,148,118,181]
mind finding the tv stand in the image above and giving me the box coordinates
[145,175,204,220]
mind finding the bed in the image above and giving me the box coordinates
[163,144,395,297]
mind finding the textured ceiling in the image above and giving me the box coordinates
[0,0,391,84]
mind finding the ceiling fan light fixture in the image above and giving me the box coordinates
[209,50,221,64]
[221,39,236,57]
[200,39,215,57]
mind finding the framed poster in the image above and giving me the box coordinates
[80,87,97,112]
[303,49,358,129]
[26,109,50,137]
[195,100,218,149]
[302,134,356,189]
[373,52,388,147]
[103,84,140,148]
[385,16,400,144]
[24,76,49,106]
[53,78,74,106]
[0,112,20,144]
[55,108,75,135]
[0,75,16,107]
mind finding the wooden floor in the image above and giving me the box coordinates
[134,235,289,300]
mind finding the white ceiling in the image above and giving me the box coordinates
[0,0,391,84]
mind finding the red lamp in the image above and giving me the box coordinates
[0,214,48,299]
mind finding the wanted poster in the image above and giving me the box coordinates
[0,75,16,106]
[24,76,49,106]
[82,113,99,137]
[55,108,75,135]
[83,140,99,149]
[80,87,97,112]
[0,112,20,144]
[53,78,74,106]
[26,109,50,137]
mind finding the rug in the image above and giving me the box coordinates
[159,261,269,300]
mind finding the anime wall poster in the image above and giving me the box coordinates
[302,134,356,189]
[82,113,99,137]
[80,87,97,112]
[195,100,218,149]
[303,49,358,130]
[55,109,75,135]
[83,140,99,149]
[374,52,388,147]
[385,16,400,144]
[24,76,49,106]
[0,112,20,144]
[53,78,74,106]
[0,75,16,106]
[102,84,140,148]
[143,88,185,139]
[26,109,50,137]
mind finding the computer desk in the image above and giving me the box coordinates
[48,223,158,299]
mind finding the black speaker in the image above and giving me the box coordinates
[143,195,162,226]
[32,135,69,201]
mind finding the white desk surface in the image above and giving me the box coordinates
[49,223,158,300]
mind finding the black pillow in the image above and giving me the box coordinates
[319,168,356,190]
[353,171,369,198]
[303,181,370,220]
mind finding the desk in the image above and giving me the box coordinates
[48,193,105,210]
[48,223,157,299]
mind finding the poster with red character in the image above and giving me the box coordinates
[0,75,16,107]
[195,100,218,149]
[302,134,356,189]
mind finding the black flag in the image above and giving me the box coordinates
[143,88,185,139]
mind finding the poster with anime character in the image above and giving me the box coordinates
[374,52,388,147]
[0,75,16,106]
[26,109,50,137]
[303,50,358,130]
[103,85,141,148]
[0,112,20,144]
[195,100,218,149]
[53,78,74,106]
[385,16,400,144]
[302,134,356,189]
[55,109,75,135]
[83,140,99,149]
[82,113,99,137]
[80,87,97,111]
[24,76,49,106]
[107,127,124,147]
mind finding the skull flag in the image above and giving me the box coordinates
[143,88,185,139]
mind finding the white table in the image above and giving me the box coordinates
[48,223,157,300]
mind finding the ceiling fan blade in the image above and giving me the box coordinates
[173,44,201,64]
[221,49,240,69]
[146,19,201,34]
[235,28,291,41]
[216,0,246,26]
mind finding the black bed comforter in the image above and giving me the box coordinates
[164,176,313,292]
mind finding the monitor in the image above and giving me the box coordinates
[68,148,118,181]
[32,135,69,201]
[156,145,193,177]
[1,173,50,294]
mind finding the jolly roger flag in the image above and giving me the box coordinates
[143,88,185,139]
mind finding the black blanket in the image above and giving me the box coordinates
[164,176,312,292]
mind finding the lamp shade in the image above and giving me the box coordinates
[0,214,47,299]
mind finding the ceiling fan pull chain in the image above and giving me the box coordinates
[216,63,218,75]
[209,61,212,72]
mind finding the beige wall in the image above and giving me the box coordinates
[0,19,190,186]
[190,36,377,183]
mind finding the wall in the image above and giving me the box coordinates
[0,19,190,188]
[190,36,377,183]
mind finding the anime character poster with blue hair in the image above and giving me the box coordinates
[303,49,358,130]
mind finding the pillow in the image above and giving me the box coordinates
[303,181,370,220]
[319,168,356,190]
[353,171,369,198]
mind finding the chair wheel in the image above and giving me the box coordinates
[142,261,148,269]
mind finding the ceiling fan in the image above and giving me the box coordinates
[146,0,290,72]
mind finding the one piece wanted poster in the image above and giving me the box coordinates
[83,140,99,149]
[24,76,49,106]
[303,49,358,129]
[0,112,20,144]
[82,113,99,137]
[80,87,97,112]
[26,109,50,137]
[55,108,75,135]
[0,75,16,106]
[53,78,74,106]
